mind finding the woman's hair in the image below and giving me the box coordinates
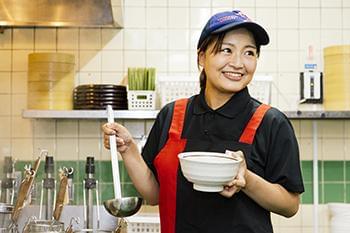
[197,28,261,90]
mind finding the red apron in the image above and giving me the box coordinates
[153,98,271,233]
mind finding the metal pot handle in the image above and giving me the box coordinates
[115,218,127,233]
[6,221,19,233]
[65,217,79,233]
[22,216,37,233]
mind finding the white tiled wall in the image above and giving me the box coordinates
[272,204,332,233]
[291,120,350,161]
[0,1,348,164]
[0,1,350,231]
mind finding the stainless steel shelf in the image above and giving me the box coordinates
[22,109,350,120]
[22,109,159,119]
[285,110,350,119]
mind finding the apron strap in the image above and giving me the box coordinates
[169,98,189,140]
[239,104,271,145]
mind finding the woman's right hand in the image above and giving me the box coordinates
[102,122,135,154]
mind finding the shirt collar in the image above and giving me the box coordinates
[193,87,251,118]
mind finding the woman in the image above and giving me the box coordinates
[102,10,304,233]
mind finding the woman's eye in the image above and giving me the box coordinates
[220,48,231,54]
[245,50,257,56]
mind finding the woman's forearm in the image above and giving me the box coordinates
[242,170,300,217]
[120,142,159,205]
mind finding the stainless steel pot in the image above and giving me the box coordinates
[0,202,13,214]
[73,230,116,233]
[23,219,65,233]
[0,203,13,232]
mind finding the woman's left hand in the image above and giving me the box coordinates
[220,150,247,198]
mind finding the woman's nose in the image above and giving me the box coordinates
[228,53,243,68]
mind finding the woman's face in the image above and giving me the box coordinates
[199,28,258,98]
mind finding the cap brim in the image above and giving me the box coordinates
[213,21,270,45]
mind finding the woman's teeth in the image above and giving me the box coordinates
[223,72,243,78]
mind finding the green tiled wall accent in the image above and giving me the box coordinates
[301,161,312,182]
[324,161,344,182]
[324,183,345,203]
[301,160,350,204]
[346,161,350,182]
[12,160,350,205]
[301,183,313,203]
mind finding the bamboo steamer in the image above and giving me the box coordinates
[29,91,74,100]
[28,101,72,110]
[28,80,74,92]
[28,62,75,73]
[323,45,350,110]
[27,53,75,110]
[28,53,75,63]
[28,92,73,110]
[28,71,75,82]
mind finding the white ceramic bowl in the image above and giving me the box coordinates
[178,151,242,192]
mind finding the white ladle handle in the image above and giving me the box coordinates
[107,105,122,199]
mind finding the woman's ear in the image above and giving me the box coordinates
[198,51,205,67]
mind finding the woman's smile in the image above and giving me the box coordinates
[222,71,244,81]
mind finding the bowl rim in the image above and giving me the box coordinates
[178,151,242,164]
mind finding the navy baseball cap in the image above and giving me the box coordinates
[197,10,270,49]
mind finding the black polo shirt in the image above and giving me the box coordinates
[142,87,304,233]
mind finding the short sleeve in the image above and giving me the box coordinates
[256,108,305,193]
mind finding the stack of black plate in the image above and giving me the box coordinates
[73,84,128,110]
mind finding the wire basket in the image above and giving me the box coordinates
[125,214,160,233]
[127,90,156,110]
[248,75,273,104]
[157,76,200,107]
[156,75,272,107]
